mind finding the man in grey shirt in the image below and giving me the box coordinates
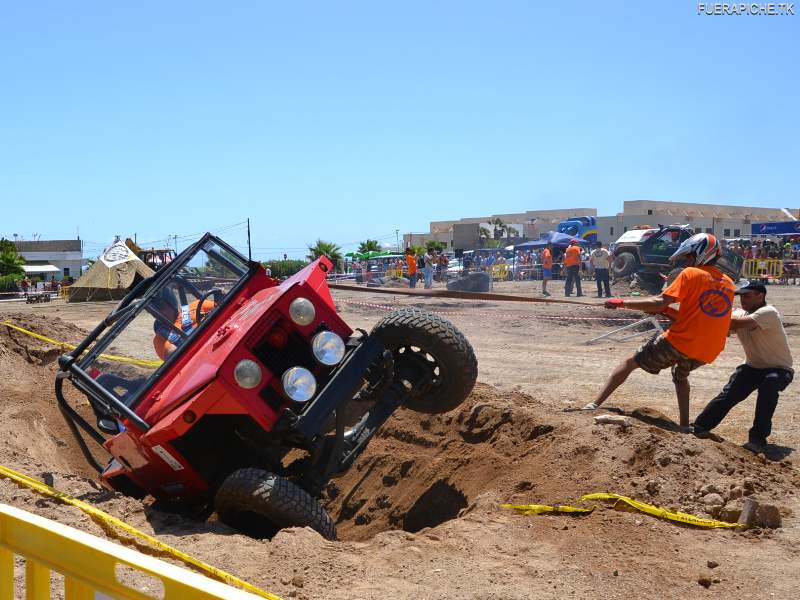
[693,283,793,453]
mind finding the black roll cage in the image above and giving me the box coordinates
[55,234,260,444]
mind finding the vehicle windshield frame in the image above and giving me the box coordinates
[75,233,256,411]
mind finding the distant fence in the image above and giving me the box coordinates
[0,503,263,599]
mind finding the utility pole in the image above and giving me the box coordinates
[395,229,399,252]
[173,235,178,253]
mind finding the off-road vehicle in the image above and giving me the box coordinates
[55,234,477,540]
[611,225,743,292]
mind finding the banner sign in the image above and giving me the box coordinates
[751,221,800,236]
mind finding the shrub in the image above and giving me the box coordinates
[264,260,308,278]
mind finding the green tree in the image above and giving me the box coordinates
[479,226,491,240]
[0,238,17,254]
[425,240,445,253]
[0,249,24,277]
[357,239,381,254]
[264,259,308,278]
[307,239,343,271]
[492,218,507,240]
[407,244,426,257]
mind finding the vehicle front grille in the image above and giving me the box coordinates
[252,330,317,380]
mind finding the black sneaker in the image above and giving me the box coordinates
[692,426,712,439]
[743,440,767,454]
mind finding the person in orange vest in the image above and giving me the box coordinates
[541,243,553,297]
[151,289,215,360]
[563,240,583,297]
[405,248,418,288]
[583,234,735,431]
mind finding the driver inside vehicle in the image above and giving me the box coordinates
[151,288,215,360]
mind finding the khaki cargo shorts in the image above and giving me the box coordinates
[635,334,705,383]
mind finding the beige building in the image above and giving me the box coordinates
[406,200,799,250]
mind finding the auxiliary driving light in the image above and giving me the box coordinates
[233,359,262,389]
[311,331,346,366]
[282,367,317,402]
[289,297,316,326]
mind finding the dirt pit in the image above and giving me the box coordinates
[2,298,800,599]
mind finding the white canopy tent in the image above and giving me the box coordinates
[21,264,60,274]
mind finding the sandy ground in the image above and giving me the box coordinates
[1,279,799,599]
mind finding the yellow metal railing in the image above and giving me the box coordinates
[742,258,783,279]
[0,504,264,599]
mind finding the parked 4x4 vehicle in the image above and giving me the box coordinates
[55,234,477,540]
[611,225,743,292]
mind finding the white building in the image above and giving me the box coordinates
[15,239,83,281]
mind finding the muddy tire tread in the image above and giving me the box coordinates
[215,468,337,540]
[371,308,477,414]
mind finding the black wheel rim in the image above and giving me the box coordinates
[394,345,443,396]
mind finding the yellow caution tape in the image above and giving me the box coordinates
[501,503,594,516]
[1,320,162,368]
[0,464,280,599]
[579,493,743,529]
[503,493,743,529]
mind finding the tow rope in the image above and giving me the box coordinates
[503,492,743,529]
[0,464,280,599]
[1,320,162,368]
[328,283,599,306]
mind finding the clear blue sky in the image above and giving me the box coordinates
[1,2,797,259]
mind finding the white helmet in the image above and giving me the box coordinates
[669,233,720,266]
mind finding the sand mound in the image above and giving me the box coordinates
[325,383,799,540]
[0,314,99,477]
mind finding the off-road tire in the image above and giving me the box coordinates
[370,308,477,414]
[215,468,336,540]
[612,251,638,278]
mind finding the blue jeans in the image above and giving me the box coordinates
[409,273,418,288]
[424,266,433,288]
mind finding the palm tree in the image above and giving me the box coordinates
[425,240,445,253]
[357,239,381,254]
[492,218,507,240]
[0,249,24,277]
[479,226,492,240]
[307,239,343,271]
[506,226,519,243]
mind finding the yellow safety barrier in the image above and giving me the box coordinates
[385,268,403,279]
[0,503,266,599]
[0,320,162,368]
[502,492,743,529]
[0,465,279,598]
[490,263,509,281]
[742,258,783,280]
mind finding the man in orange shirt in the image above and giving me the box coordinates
[583,234,735,430]
[541,243,553,297]
[563,239,583,297]
[405,247,418,288]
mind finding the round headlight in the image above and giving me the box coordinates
[289,297,316,326]
[282,367,317,402]
[234,359,262,389]
[311,331,346,366]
